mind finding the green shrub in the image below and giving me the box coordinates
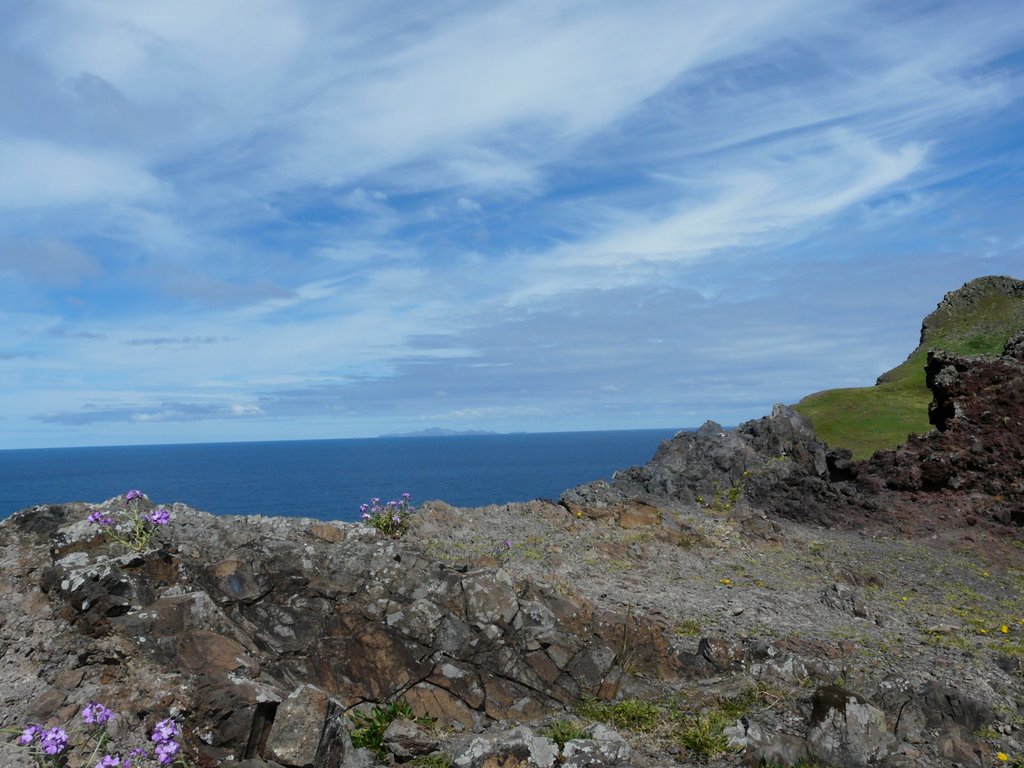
[545,720,588,749]
[678,711,730,762]
[349,699,433,758]
[575,698,660,732]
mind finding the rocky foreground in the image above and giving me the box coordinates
[2,336,1023,768]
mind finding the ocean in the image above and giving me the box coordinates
[0,429,679,522]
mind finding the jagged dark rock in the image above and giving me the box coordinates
[563,403,864,527]
[859,340,1024,530]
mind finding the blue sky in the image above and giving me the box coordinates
[1,0,1022,449]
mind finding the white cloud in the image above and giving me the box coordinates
[0,139,161,208]
[504,132,928,303]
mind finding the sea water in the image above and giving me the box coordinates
[0,429,679,522]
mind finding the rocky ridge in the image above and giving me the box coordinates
[2,331,1024,767]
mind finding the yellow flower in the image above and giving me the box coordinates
[1001,625,1009,634]
[982,571,990,578]
[901,596,908,602]
[980,628,989,635]
[719,578,732,586]
[997,752,1008,762]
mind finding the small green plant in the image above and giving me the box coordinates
[545,720,587,749]
[87,490,172,552]
[409,755,451,768]
[678,711,730,762]
[349,699,433,759]
[359,493,415,537]
[704,478,745,513]
[674,618,702,637]
[575,698,660,732]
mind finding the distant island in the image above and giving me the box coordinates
[377,427,501,438]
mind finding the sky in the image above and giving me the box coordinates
[1,0,1023,450]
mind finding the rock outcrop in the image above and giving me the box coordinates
[0,498,699,766]
[563,403,862,528]
[860,330,1024,530]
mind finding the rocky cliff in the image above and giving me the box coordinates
[2,327,1024,767]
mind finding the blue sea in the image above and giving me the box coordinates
[0,430,678,522]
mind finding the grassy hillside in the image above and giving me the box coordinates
[794,276,1024,460]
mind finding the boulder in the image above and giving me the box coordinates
[452,726,559,768]
[806,686,894,768]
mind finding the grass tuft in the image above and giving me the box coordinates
[575,697,661,732]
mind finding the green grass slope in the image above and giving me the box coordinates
[794,276,1024,460]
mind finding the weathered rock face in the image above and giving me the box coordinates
[861,332,1024,528]
[0,500,686,766]
[563,404,861,527]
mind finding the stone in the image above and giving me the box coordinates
[264,684,334,767]
[806,686,894,768]
[616,503,661,529]
[699,637,747,672]
[452,726,559,768]
[383,718,440,759]
[562,724,634,767]
[741,731,811,768]
[463,569,520,626]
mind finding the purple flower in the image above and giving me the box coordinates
[88,511,114,526]
[154,740,180,765]
[402,492,411,500]
[391,514,401,524]
[144,508,171,526]
[360,513,371,521]
[40,726,68,755]
[125,490,143,501]
[18,724,41,745]
[151,718,179,744]
[359,503,369,513]
[82,701,116,725]
[95,755,122,767]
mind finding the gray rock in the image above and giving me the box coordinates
[382,718,440,759]
[741,731,810,768]
[807,686,894,768]
[562,724,635,767]
[562,404,858,526]
[264,685,336,768]
[452,725,559,768]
